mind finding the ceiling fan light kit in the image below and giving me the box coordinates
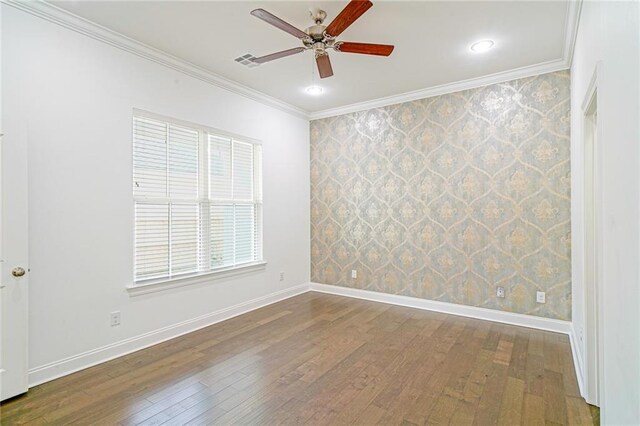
[248,0,394,79]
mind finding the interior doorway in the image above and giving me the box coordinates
[583,70,602,407]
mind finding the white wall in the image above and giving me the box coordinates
[571,1,640,424]
[3,6,310,383]
[7,3,640,420]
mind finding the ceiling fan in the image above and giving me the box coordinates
[249,0,394,78]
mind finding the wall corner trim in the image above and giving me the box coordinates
[2,0,309,120]
[309,283,572,334]
[27,283,310,387]
[569,323,587,397]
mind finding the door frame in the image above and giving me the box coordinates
[581,61,604,407]
[0,3,31,400]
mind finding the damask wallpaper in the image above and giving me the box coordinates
[310,70,571,320]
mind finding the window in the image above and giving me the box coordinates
[133,113,262,284]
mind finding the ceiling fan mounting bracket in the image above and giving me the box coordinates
[309,9,327,25]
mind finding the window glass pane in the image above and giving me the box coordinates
[168,125,199,199]
[209,135,232,200]
[210,204,234,268]
[134,115,262,283]
[235,204,255,264]
[171,203,199,275]
[133,117,167,198]
[135,203,169,280]
[233,141,253,201]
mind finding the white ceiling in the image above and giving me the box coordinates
[51,1,573,114]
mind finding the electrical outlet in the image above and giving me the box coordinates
[536,291,546,304]
[279,271,285,281]
[496,286,505,298]
[351,270,357,279]
[110,311,121,327]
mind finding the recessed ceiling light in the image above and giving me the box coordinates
[470,39,495,53]
[305,85,324,95]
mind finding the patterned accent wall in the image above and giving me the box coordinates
[310,71,571,320]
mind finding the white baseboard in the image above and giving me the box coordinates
[309,283,572,334]
[569,323,586,398]
[27,283,309,387]
[28,281,586,401]
[309,282,587,398]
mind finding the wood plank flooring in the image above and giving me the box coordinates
[0,292,594,425]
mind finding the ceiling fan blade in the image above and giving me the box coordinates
[325,0,373,38]
[336,42,394,56]
[251,47,306,64]
[316,54,334,78]
[250,9,308,39]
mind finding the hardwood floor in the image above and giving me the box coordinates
[0,292,593,425]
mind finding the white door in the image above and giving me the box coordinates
[0,2,30,400]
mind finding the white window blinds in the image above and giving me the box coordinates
[208,136,261,269]
[133,114,262,283]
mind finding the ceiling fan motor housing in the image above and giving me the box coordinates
[306,24,326,41]
[305,10,336,57]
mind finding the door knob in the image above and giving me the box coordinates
[11,267,26,277]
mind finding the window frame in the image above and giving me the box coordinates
[129,109,264,294]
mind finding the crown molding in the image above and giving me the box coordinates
[563,0,583,68]
[5,0,582,123]
[2,0,310,120]
[308,58,570,120]
[309,0,582,120]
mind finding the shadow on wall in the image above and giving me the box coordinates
[310,70,571,320]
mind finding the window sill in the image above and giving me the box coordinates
[127,261,267,296]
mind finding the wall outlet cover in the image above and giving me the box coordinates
[110,311,121,327]
[351,270,357,279]
[496,286,505,298]
[536,291,546,304]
